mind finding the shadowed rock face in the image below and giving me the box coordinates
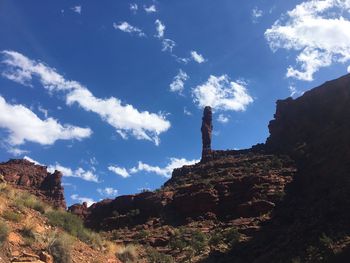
[201,106,213,162]
[0,159,66,209]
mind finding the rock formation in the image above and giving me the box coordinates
[201,106,213,162]
[0,159,66,209]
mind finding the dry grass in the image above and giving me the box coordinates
[116,244,139,263]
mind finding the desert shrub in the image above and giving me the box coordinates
[15,192,47,213]
[134,229,149,240]
[224,227,240,247]
[0,220,9,245]
[209,229,224,248]
[46,210,102,248]
[116,244,138,263]
[2,210,22,222]
[189,230,208,254]
[147,247,174,263]
[169,228,187,252]
[126,209,140,218]
[21,223,36,245]
[319,233,333,249]
[47,233,73,263]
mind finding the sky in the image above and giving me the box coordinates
[0,0,350,207]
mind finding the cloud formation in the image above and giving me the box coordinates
[97,187,118,197]
[113,22,146,37]
[192,75,253,111]
[191,51,206,64]
[110,158,199,179]
[251,7,263,23]
[48,163,99,182]
[265,0,350,81]
[108,165,130,178]
[0,95,92,147]
[1,50,171,145]
[71,194,95,207]
[155,19,165,38]
[169,69,189,94]
[130,3,138,13]
[71,6,82,14]
[217,114,229,123]
[162,39,176,52]
[144,5,157,13]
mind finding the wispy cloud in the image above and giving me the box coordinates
[110,158,199,179]
[71,194,95,207]
[162,39,176,52]
[169,69,189,94]
[191,51,206,64]
[144,5,157,13]
[130,3,138,13]
[48,163,99,182]
[192,75,253,111]
[217,114,229,123]
[71,6,82,14]
[251,7,263,23]
[0,95,92,149]
[155,19,165,38]
[108,165,130,178]
[347,65,350,73]
[1,51,171,145]
[97,187,118,197]
[183,107,192,116]
[113,22,146,37]
[265,0,350,81]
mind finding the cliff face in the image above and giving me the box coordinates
[220,74,350,262]
[0,159,66,209]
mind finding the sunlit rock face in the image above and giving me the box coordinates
[0,159,66,209]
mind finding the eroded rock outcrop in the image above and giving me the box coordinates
[201,106,213,162]
[0,159,66,209]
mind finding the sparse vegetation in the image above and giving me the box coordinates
[116,244,138,263]
[147,247,174,263]
[46,210,103,249]
[14,192,47,213]
[169,228,208,255]
[0,220,9,245]
[2,210,22,222]
[47,233,73,263]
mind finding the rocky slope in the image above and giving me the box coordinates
[69,73,350,262]
[0,160,66,209]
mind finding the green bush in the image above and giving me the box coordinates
[0,220,9,245]
[224,227,240,247]
[169,228,208,255]
[209,230,224,247]
[2,210,22,222]
[15,193,47,213]
[116,244,138,263]
[46,210,102,248]
[147,247,174,263]
[48,233,73,263]
[190,230,208,254]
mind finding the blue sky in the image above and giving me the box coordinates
[0,0,349,206]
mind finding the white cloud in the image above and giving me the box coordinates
[71,194,95,207]
[113,22,146,37]
[162,39,176,53]
[38,105,48,118]
[71,6,82,14]
[7,147,28,156]
[265,0,350,81]
[108,165,130,178]
[130,3,138,13]
[288,85,304,97]
[0,95,92,146]
[130,158,199,178]
[252,7,263,23]
[23,156,41,165]
[1,50,171,145]
[155,19,165,38]
[183,107,192,116]
[48,163,98,182]
[192,75,254,111]
[191,51,206,64]
[347,65,350,72]
[144,5,157,13]
[169,69,189,94]
[217,114,229,123]
[97,187,118,197]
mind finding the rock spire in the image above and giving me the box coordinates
[201,106,213,161]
